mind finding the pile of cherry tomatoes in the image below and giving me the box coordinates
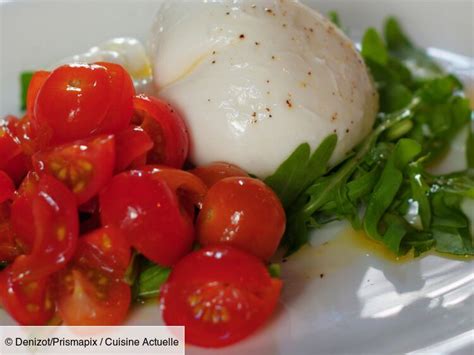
[0,62,286,347]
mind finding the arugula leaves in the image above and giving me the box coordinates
[20,71,34,111]
[267,17,473,257]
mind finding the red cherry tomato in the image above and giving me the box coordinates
[115,126,153,172]
[0,171,15,203]
[32,135,115,204]
[94,62,135,134]
[197,177,286,261]
[161,245,282,348]
[33,64,112,144]
[100,171,194,266]
[26,70,50,120]
[133,95,189,168]
[10,172,40,252]
[10,174,79,282]
[140,165,208,207]
[0,268,54,325]
[7,115,48,156]
[191,162,248,188]
[56,227,131,326]
[56,268,131,326]
[0,120,22,163]
[75,226,131,276]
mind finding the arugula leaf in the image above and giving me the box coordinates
[265,134,337,209]
[327,11,341,28]
[362,28,388,66]
[20,71,34,111]
[133,261,171,300]
[468,124,474,169]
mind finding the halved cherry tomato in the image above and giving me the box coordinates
[7,115,48,156]
[32,135,115,204]
[56,226,131,325]
[115,126,153,172]
[161,245,282,348]
[26,71,50,120]
[0,268,54,325]
[100,171,194,266]
[133,95,189,168]
[0,202,20,263]
[10,172,40,252]
[94,62,135,134]
[140,165,207,207]
[56,268,130,326]
[0,122,22,167]
[197,177,285,261]
[190,162,248,188]
[75,226,131,276]
[10,174,79,282]
[0,171,15,203]
[33,64,112,144]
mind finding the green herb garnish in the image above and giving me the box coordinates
[266,17,473,257]
[133,260,171,300]
[20,71,34,111]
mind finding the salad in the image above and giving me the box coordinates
[0,1,473,350]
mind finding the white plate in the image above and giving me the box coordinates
[1,1,473,354]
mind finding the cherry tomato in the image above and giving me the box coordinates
[140,165,208,207]
[10,172,40,252]
[75,226,131,276]
[94,62,135,134]
[191,162,248,188]
[0,171,15,203]
[10,174,79,282]
[56,268,130,326]
[100,171,194,266]
[115,126,153,172]
[26,71,50,120]
[133,95,189,168]
[32,135,115,204]
[7,115,48,156]
[197,177,285,261]
[33,64,112,144]
[0,268,54,325]
[56,226,131,326]
[161,245,282,348]
[0,202,20,263]
[0,122,22,167]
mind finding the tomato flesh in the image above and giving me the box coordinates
[133,95,189,168]
[0,202,21,263]
[33,64,112,144]
[197,177,286,260]
[161,245,282,347]
[100,171,194,266]
[32,135,115,204]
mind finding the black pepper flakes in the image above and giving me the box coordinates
[286,99,292,108]
[226,12,230,15]
[255,41,260,46]
[211,60,216,64]
[320,273,324,279]
[239,34,245,39]
[307,71,312,76]
[331,113,338,121]
[271,55,275,60]
[212,51,216,55]
[266,80,270,83]
[346,129,350,133]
